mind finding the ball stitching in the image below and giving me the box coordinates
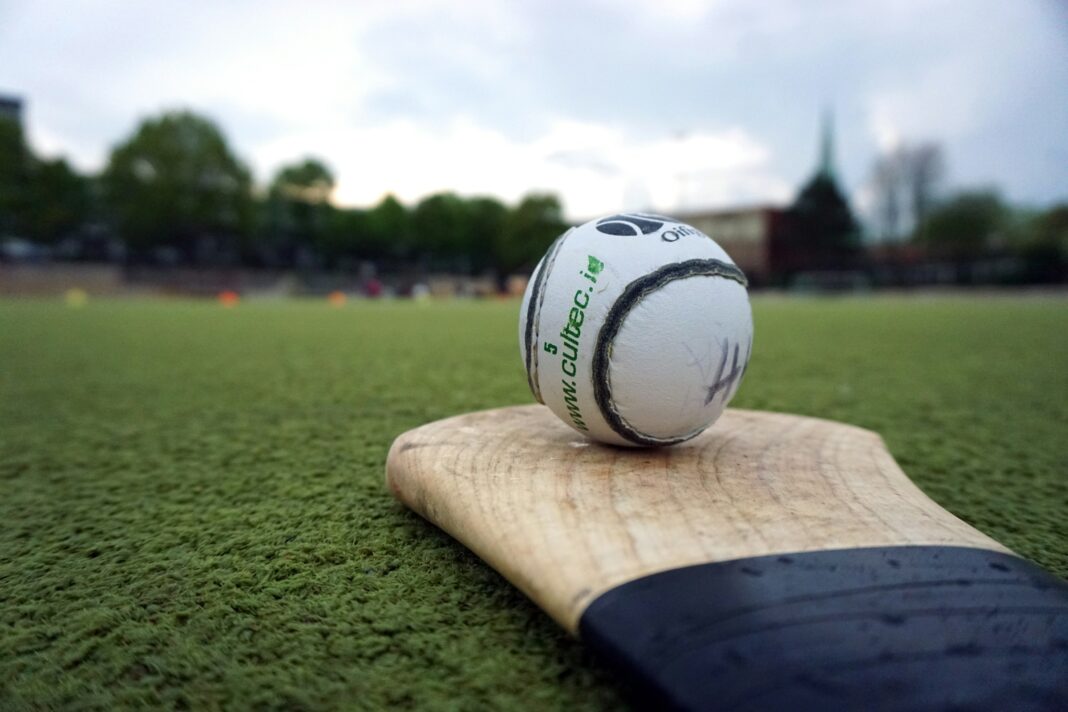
[591,259,748,446]
[523,231,569,403]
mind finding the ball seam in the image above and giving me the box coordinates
[524,231,569,403]
[591,258,748,446]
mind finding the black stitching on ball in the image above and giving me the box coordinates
[591,259,748,446]
[524,232,568,403]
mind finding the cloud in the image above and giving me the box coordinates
[254,117,784,217]
[866,57,984,151]
[863,2,1058,150]
[1,0,1066,217]
[859,0,1068,201]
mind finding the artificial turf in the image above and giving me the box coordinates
[1,295,1065,710]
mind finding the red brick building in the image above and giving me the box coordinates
[679,113,860,286]
[676,206,791,286]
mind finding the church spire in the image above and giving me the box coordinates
[818,108,836,181]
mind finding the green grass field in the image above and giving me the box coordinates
[2,295,1066,710]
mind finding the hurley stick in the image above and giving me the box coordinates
[387,405,1067,711]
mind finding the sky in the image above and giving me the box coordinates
[1,0,1066,220]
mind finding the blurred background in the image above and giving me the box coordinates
[1,0,1066,298]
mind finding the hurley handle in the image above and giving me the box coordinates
[579,546,1068,711]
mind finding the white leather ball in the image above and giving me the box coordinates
[519,213,753,447]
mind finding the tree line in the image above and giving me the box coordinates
[866,142,1067,282]
[2,109,1065,283]
[0,110,566,275]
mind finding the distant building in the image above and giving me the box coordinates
[0,95,23,124]
[679,111,860,286]
[676,206,790,286]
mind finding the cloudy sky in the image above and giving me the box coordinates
[1,0,1066,219]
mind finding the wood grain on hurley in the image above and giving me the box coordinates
[386,404,1005,634]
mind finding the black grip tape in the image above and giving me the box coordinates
[579,546,1068,711]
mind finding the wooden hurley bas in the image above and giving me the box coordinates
[386,405,1068,711]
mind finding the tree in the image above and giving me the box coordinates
[102,110,253,260]
[324,207,371,262]
[1012,203,1068,283]
[412,192,471,270]
[1,117,91,244]
[786,174,861,274]
[870,155,903,242]
[905,144,944,232]
[365,194,411,260]
[0,116,33,237]
[270,158,334,205]
[466,196,508,274]
[25,158,91,244]
[265,157,335,261]
[869,142,945,241]
[915,189,1006,262]
[499,193,566,275]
